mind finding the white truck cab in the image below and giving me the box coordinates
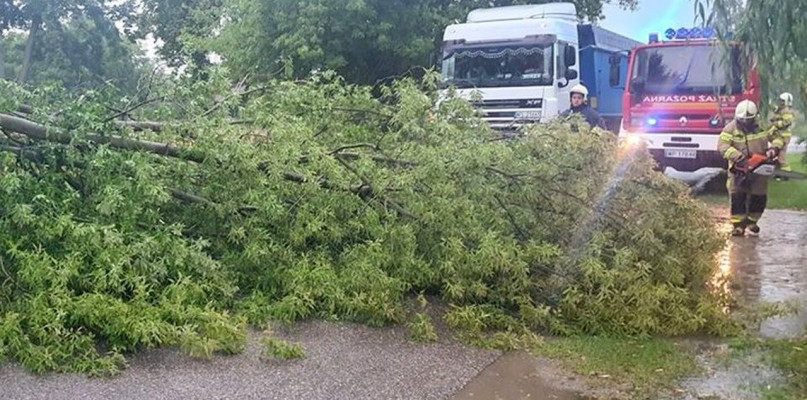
[439,3,582,131]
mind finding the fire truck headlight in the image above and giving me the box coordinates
[646,117,658,127]
[626,135,645,147]
[620,134,647,149]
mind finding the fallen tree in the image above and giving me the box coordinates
[0,73,735,375]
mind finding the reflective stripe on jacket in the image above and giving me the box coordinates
[770,106,795,138]
[717,120,784,166]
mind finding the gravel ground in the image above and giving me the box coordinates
[0,321,500,400]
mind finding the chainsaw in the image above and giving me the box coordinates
[731,153,807,180]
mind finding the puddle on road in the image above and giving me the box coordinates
[713,209,807,339]
[679,340,785,400]
[682,209,807,400]
[451,352,587,400]
[452,211,806,400]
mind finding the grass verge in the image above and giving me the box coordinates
[532,337,698,398]
[768,154,807,210]
[761,337,807,400]
[728,335,807,400]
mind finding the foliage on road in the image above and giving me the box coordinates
[0,70,733,375]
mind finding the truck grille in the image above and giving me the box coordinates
[472,98,543,109]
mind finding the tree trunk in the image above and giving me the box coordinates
[0,113,207,162]
[0,33,5,81]
[18,14,42,85]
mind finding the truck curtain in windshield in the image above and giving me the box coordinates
[441,44,554,88]
[631,44,744,95]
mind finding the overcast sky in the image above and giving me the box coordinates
[598,0,698,42]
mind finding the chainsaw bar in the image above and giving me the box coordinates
[772,169,807,180]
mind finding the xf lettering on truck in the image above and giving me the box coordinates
[642,95,737,103]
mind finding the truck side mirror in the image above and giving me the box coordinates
[630,79,644,93]
[609,62,621,87]
[564,46,576,67]
[558,69,578,88]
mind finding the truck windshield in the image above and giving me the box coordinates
[441,44,554,88]
[630,44,744,95]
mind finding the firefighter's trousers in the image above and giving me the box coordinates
[728,173,768,227]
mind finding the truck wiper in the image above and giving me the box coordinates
[673,57,696,91]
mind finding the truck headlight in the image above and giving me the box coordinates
[620,134,647,149]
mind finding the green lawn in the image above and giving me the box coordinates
[729,337,807,400]
[767,154,807,210]
[532,337,698,398]
[761,337,807,400]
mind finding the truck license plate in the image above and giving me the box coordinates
[664,149,697,159]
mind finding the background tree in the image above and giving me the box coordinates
[696,0,807,107]
[0,0,24,80]
[2,0,148,92]
[123,0,224,80]
[215,0,637,85]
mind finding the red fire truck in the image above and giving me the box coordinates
[619,27,761,172]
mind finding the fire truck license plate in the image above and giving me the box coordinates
[664,149,697,159]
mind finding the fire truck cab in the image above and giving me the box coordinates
[619,27,760,172]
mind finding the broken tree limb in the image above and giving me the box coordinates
[17,104,34,115]
[113,120,173,132]
[0,113,73,142]
[167,188,257,215]
[103,97,164,123]
[0,144,44,163]
[0,113,206,163]
[1,113,416,219]
[328,142,380,155]
[168,188,216,206]
[198,86,271,118]
[114,119,257,132]
[17,105,253,133]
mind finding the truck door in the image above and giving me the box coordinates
[556,41,579,115]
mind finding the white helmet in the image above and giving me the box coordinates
[570,84,589,99]
[734,99,758,121]
[779,92,793,107]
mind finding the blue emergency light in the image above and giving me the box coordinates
[660,26,718,41]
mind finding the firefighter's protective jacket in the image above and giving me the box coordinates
[718,120,785,167]
[770,106,795,139]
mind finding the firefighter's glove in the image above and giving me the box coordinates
[733,155,749,173]
[766,147,780,159]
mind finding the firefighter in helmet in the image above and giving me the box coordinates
[770,92,796,176]
[560,84,607,130]
[718,99,785,236]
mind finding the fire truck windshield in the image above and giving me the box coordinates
[630,44,743,95]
